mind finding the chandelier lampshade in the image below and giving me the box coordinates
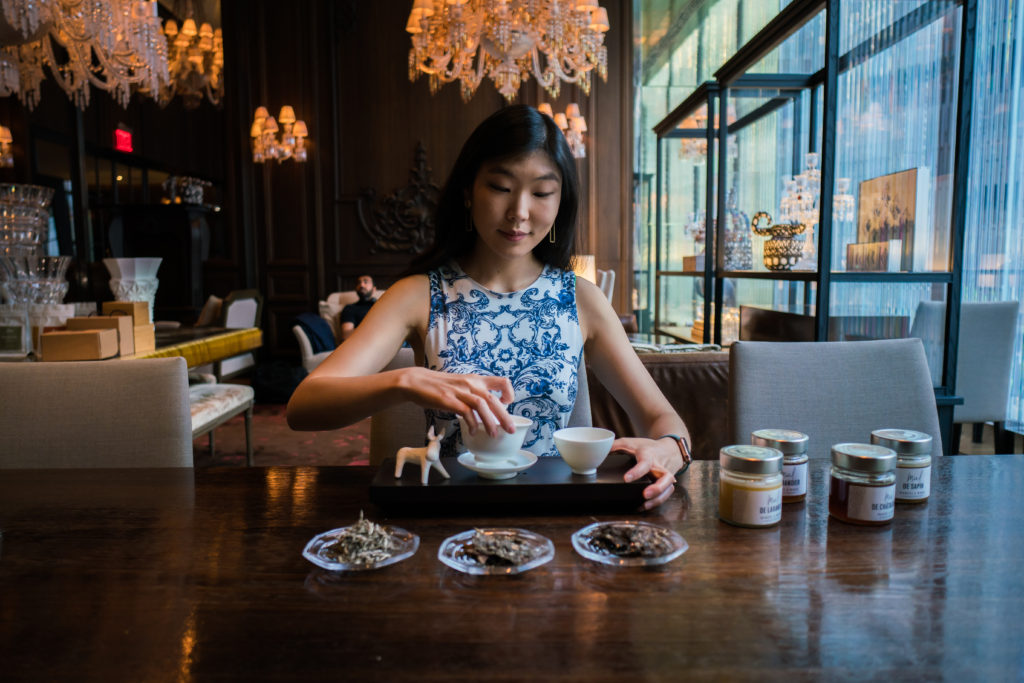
[406,0,610,103]
[537,102,588,158]
[0,125,13,167]
[160,2,224,109]
[251,106,309,164]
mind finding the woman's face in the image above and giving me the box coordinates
[468,150,562,261]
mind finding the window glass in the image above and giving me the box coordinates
[832,3,959,273]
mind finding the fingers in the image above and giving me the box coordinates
[641,471,676,510]
[622,458,649,483]
[453,375,516,437]
[460,390,506,438]
[482,375,515,405]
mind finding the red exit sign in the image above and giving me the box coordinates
[114,128,133,153]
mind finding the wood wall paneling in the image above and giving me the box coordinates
[232,0,633,358]
[7,0,633,360]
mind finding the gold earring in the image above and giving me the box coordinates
[548,225,556,244]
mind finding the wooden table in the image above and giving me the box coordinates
[129,325,262,368]
[1,457,1021,680]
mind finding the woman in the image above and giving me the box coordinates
[287,105,691,509]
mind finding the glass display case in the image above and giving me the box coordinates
[651,0,976,452]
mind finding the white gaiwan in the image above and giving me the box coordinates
[459,414,532,465]
[554,427,615,475]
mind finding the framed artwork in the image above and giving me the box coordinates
[856,168,918,271]
[846,239,902,272]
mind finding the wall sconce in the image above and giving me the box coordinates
[0,126,13,167]
[251,106,309,163]
[537,103,587,159]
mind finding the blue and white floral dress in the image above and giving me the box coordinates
[424,262,584,458]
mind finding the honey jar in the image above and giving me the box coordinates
[870,429,932,503]
[752,428,809,503]
[718,445,783,528]
[828,443,896,526]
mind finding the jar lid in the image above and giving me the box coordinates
[870,429,932,455]
[720,445,783,474]
[831,443,896,473]
[751,428,808,455]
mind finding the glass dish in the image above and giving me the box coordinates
[302,525,419,571]
[571,520,688,567]
[437,528,555,575]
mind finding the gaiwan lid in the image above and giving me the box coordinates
[870,429,932,456]
[831,443,896,473]
[720,445,783,474]
[751,428,808,455]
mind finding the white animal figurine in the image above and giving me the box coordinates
[394,426,449,485]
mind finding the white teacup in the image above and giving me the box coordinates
[554,427,615,475]
[459,414,532,465]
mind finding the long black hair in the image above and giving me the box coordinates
[410,104,580,274]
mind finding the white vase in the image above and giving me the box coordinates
[104,258,162,323]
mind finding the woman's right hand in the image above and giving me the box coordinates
[396,366,516,437]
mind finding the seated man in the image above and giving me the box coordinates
[339,275,379,340]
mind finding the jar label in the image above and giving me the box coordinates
[847,483,895,521]
[896,466,930,500]
[729,486,782,526]
[783,462,808,497]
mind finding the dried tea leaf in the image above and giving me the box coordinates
[459,529,538,566]
[322,511,396,565]
[586,523,675,558]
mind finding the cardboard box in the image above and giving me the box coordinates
[682,254,705,272]
[102,301,150,325]
[66,315,134,356]
[133,323,156,354]
[41,329,118,361]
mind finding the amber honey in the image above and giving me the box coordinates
[828,443,896,526]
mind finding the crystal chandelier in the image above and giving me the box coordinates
[160,3,223,109]
[778,152,855,267]
[537,102,587,158]
[406,0,610,103]
[0,0,170,110]
[251,106,309,164]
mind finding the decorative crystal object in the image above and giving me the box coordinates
[778,152,855,270]
[103,257,162,323]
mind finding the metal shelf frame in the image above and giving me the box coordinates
[650,0,976,453]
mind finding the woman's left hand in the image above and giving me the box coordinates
[613,437,685,510]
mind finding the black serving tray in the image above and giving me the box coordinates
[369,452,651,512]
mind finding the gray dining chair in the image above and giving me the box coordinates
[910,300,1019,452]
[949,301,1019,452]
[369,349,592,465]
[0,357,193,468]
[728,338,942,458]
[216,288,263,380]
